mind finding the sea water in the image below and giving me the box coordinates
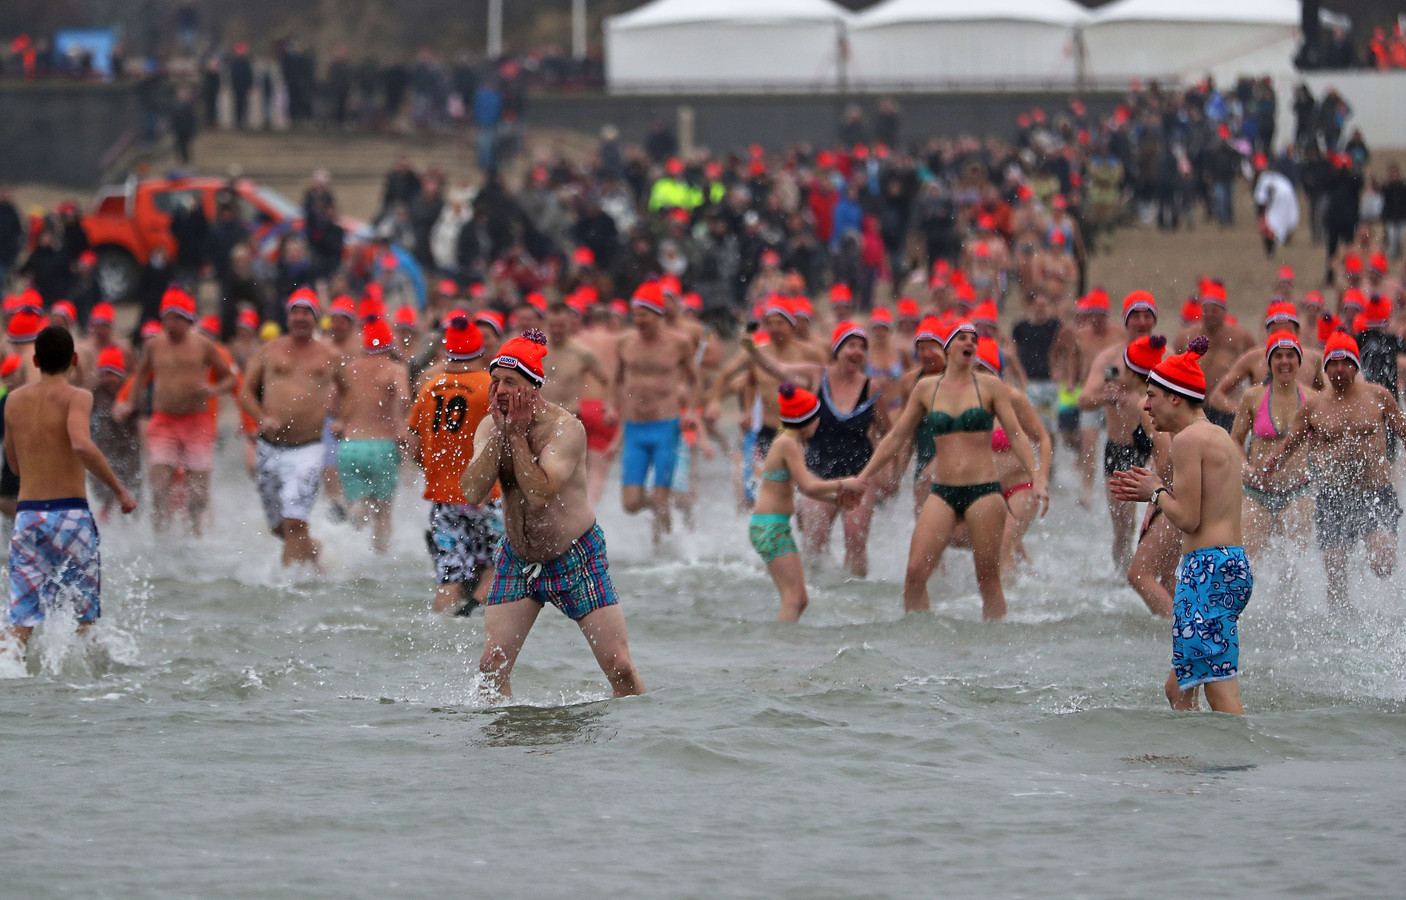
[3,440,1405,898]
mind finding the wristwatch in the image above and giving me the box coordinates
[1151,487,1167,506]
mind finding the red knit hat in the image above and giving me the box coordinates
[362,316,395,354]
[96,346,126,376]
[1123,334,1167,376]
[1180,299,1202,324]
[1324,330,1360,368]
[443,310,484,361]
[1122,290,1157,324]
[141,320,162,340]
[1,354,21,378]
[1341,288,1366,311]
[1345,254,1363,275]
[1370,251,1388,274]
[970,300,998,326]
[393,306,419,329]
[938,318,978,349]
[763,294,795,325]
[896,297,920,321]
[1277,264,1295,283]
[914,314,942,345]
[491,329,549,386]
[1149,336,1209,401]
[631,280,667,316]
[1085,287,1110,312]
[525,291,548,314]
[1316,313,1340,347]
[1265,330,1302,366]
[474,310,505,335]
[286,287,320,315]
[160,287,198,321]
[869,307,893,329]
[238,308,260,331]
[777,382,820,426]
[975,336,1002,374]
[359,295,387,320]
[1200,281,1227,308]
[50,300,77,324]
[199,315,220,338]
[89,302,116,325]
[330,295,358,320]
[16,287,43,313]
[1263,302,1299,328]
[831,320,867,356]
[1302,290,1324,309]
[1361,295,1392,329]
[7,309,46,343]
[829,283,853,305]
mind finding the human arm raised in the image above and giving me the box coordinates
[460,415,505,506]
[741,336,822,391]
[858,376,929,479]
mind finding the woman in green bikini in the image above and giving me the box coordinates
[750,383,864,622]
[861,319,1037,619]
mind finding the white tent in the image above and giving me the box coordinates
[1083,0,1301,86]
[604,0,853,93]
[849,0,1089,89]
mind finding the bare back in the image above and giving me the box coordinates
[5,379,90,501]
[338,355,410,440]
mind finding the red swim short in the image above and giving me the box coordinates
[146,411,216,472]
[578,399,618,453]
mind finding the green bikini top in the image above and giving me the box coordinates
[761,466,792,482]
[923,375,994,436]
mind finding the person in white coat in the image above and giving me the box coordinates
[1253,154,1300,259]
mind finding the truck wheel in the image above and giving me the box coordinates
[95,247,139,303]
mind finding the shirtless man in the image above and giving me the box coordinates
[240,292,338,569]
[1172,281,1255,431]
[460,330,645,699]
[322,294,360,520]
[1058,290,1123,507]
[1207,303,1325,414]
[331,317,411,553]
[1262,331,1406,612]
[80,302,133,379]
[1111,337,1252,715]
[572,303,622,505]
[541,302,614,500]
[2,326,136,666]
[1080,292,1161,572]
[614,282,696,544]
[116,288,236,534]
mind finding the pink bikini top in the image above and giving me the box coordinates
[992,427,1012,454]
[1253,386,1303,441]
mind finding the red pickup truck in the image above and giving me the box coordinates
[81,175,366,301]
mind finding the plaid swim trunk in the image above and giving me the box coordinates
[7,499,101,628]
[426,501,504,585]
[485,522,618,621]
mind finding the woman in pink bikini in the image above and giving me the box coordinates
[1230,330,1318,559]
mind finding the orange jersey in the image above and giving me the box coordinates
[408,369,499,503]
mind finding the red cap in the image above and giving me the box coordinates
[896,298,921,321]
[50,300,77,323]
[443,310,485,361]
[1264,302,1299,327]
[141,320,162,339]
[763,295,796,326]
[1265,330,1302,366]
[1122,290,1157,324]
[490,329,550,386]
[524,292,548,314]
[1149,336,1209,401]
[792,296,814,320]
[359,295,388,320]
[937,318,978,349]
[1123,334,1168,376]
[975,336,1002,374]
[1370,252,1389,275]
[970,300,998,326]
[1,354,21,378]
[665,157,684,176]
[760,249,781,267]
[6,309,45,343]
[631,280,667,316]
[829,283,853,305]
[89,302,116,324]
[1277,264,1295,283]
[777,382,821,425]
[199,314,221,338]
[572,246,596,267]
[362,316,395,353]
[1345,254,1363,275]
[474,310,505,335]
[238,308,260,331]
[1302,290,1324,308]
[78,250,97,267]
[869,307,893,329]
[1324,330,1360,368]
[1181,299,1202,324]
[160,287,198,321]
[437,278,459,296]
[914,314,942,345]
[286,287,321,315]
[1362,295,1392,328]
[393,306,420,329]
[830,320,867,357]
[1200,281,1227,308]
[681,292,703,312]
[330,295,358,320]
[1341,287,1366,311]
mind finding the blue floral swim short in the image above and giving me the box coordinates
[1172,546,1253,690]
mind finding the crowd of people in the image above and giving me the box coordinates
[3,72,1406,712]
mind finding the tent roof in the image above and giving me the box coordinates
[855,0,1090,28]
[1090,0,1299,27]
[609,0,852,31]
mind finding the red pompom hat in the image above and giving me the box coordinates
[491,329,550,386]
[362,316,395,354]
[1149,336,1209,401]
[443,310,484,361]
[1324,330,1361,368]
[1361,295,1392,329]
[1263,302,1299,328]
[1316,312,1341,347]
[1123,334,1167,376]
[1122,290,1157,324]
[777,382,821,426]
[831,320,867,357]
[975,336,1003,374]
[1265,330,1302,366]
[1180,298,1202,324]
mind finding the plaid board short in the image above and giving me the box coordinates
[485,522,618,621]
[8,499,101,628]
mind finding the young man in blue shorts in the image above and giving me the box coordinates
[2,326,136,665]
[1112,336,1253,714]
[462,329,645,699]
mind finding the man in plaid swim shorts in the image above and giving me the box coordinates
[3,326,136,664]
[461,330,645,698]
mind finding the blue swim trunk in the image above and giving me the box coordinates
[337,438,401,502]
[1172,546,1253,690]
[621,418,680,489]
[485,522,619,621]
[7,499,101,628]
